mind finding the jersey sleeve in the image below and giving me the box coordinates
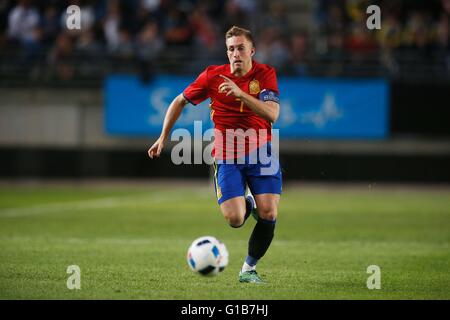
[183,68,209,105]
[262,67,279,94]
[259,67,280,103]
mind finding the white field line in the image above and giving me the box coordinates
[0,236,194,246]
[0,192,190,218]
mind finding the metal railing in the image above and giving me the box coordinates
[0,46,448,87]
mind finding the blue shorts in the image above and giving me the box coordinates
[212,143,282,205]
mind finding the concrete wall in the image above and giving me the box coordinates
[1,87,449,155]
[0,88,151,149]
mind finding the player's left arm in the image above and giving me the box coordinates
[219,75,279,123]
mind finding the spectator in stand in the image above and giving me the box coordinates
[111,28,134,59]
[221,0,252,33]
[136,20,164,61]
[102,0,121,53]
[190,1,219,51]
[136,20,163,81]
[163,6,193,46]
[325,3,347,35]
[41,4,60,46]
[290,32,308,76]
[345,0,371,25]
[142,0,160,12]
[128,0,162,35]
[398,9,436,70]
[47,31,75,80]
[376,12,402,74]
[265,2,290,38]
[76,28,102,59]
[325,31,345,75]
[7,0,41,49]
[346,23,377,55]
[254,26,291,73]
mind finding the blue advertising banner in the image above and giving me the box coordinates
[105,75,389,139]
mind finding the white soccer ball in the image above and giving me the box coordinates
[186,236,229,276]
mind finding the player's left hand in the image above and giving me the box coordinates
[218,75,243,98]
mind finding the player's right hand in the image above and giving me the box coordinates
[148,137,165,159]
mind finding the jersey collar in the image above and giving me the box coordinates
[228,60,258,79]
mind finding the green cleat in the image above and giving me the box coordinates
[239,270,264,283]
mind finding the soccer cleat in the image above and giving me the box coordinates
[245,193,259,221]
[239,270,264,283]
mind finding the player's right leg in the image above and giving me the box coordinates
[213,162,255,227]
[220,196,246,227]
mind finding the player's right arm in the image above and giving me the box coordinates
[148,94,189,159]
[148,67,209,159]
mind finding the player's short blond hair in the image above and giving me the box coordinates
[225,26,254,46]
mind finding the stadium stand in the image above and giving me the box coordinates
[0,0,449,85]
[0,0,449,182]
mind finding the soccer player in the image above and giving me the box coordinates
[148,26,282,283]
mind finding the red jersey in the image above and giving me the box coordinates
[183,60,279,160]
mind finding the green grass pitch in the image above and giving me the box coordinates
[0,182,449,299]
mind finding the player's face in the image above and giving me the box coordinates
[226,36,255,75]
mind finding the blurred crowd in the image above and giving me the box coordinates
[0,0,449,82]
[0,0,245,80]
[311,0,450,76]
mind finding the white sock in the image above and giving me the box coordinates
[241,262,256,273]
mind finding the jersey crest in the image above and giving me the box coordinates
[249,79,260,95]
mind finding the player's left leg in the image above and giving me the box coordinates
[239,193,279,283]
[239,141,282,283]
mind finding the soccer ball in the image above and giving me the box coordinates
[186,236,229,276]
